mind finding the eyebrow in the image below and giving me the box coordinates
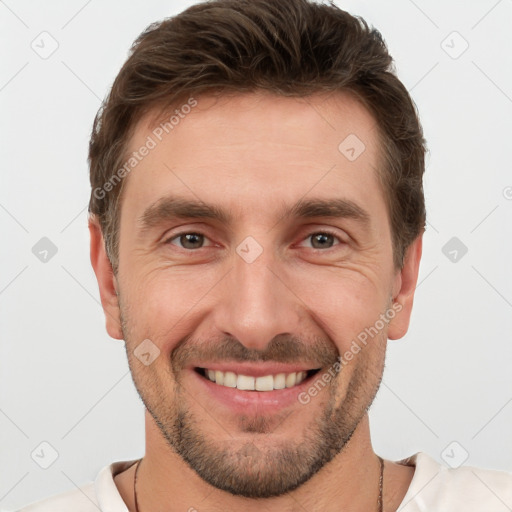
[137,195,370,234]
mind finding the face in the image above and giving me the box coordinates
[95,91,418,498]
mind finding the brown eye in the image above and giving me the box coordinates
[166,232,208,250]
[309,232,336,249]
[298,231,345,250]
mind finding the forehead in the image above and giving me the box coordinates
[120,91,386,226]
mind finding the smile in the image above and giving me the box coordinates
[196,368,319,391]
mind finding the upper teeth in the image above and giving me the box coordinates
[205,369,308,391]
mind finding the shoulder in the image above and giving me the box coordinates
[16,459,137,512]
[397,452,512,511]
[17,482,97,512]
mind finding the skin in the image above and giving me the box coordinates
[90,91,422,511]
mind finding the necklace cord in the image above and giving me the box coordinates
[133,458,142,512]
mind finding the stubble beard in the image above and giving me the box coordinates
[120,306,386,498]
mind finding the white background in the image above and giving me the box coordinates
[1,0,511,509]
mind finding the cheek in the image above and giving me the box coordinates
[121,247,392,356]
[121,268,221,351]
[290,265,388,349]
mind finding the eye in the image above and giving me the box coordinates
[164,230,345,251]
[165,232,213,250]
[298,231,344,250]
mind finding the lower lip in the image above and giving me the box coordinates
[191,370,316,415]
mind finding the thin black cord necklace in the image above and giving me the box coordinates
[133,456,384,511]
[377,455,384,512]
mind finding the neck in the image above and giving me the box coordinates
[134,411,385,512]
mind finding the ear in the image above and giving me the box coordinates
[387,234,423,340]
[88,216,123,340]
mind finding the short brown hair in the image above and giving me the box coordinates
[88,0,427,273]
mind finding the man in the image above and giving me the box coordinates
[20,0,512,510]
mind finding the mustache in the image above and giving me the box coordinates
[171,333,340,371]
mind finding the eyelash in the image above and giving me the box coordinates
[164,230,346,251]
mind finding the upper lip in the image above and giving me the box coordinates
[192,362,319,377]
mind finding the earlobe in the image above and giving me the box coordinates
[88,216,123,340]
[387,234,423,341]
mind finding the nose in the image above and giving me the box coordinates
[212,241,302,351]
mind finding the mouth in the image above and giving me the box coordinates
[189,362,326,413]
[195,367,321,391]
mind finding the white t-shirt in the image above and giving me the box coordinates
[17,452,512,511]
